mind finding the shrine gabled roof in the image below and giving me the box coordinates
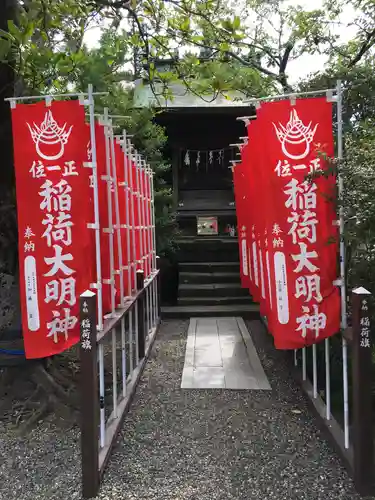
[132,79,250,109]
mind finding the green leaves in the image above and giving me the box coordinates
[22,22,35,44]
[180,17,191,32]
[0,35,12,62]
[233,15,241,30]
[7,20,22,44]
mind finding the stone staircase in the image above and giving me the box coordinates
[161,238,259,319]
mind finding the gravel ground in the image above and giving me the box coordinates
[0,318,371,500]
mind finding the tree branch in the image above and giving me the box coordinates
[224,50,279,79]
[347,28,375,69]
[278,40,294,91]
[163,0,281,65]
[93,0,131,8]
[95,0,292,89]
[279,41,294,74]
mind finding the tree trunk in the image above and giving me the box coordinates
[0,0,17,192]
[0,1,21,343]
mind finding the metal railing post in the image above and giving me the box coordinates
[137,270,146,359]
[156,256,161,320]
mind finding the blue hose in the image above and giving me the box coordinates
[0,348,25,356]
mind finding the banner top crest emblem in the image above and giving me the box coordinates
[273,109,318,160]
[27,110,73,161]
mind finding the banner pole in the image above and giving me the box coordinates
[138,157,145,275]
[135,153,144,273]
[139,159,149,334]
[127,138,137,376]
[337,79,349,449]
[144,161,151,279]
[146,165,153,279]
[145,162,153,332]
[5,91,109,104]
[140,160,148,278]
[109,124,125,307]
[87,84,103,330]
[143,162,149,278]
[103,109,116,316]
[145,165,154,326]
[241,87,336,107]
[150,168,158,323]
[118,133,133,387]
[127,140,138,292]
[150,169,157,272]
[133,150,143,362]
[121,131,133,298]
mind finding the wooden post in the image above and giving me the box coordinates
[136,270,145,360]
[80,290,100,499]
[156,255,161,319]
[351,286,374,496]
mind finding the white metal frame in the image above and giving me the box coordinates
[236,81,349,448]
[101,109,116,317]
[6,88,160,457]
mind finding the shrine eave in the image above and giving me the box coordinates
[132,80,255,115]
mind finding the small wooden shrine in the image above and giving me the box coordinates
[133,64,254,238]
[133,62,257,317]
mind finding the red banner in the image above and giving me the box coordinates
[232,158,250,289]
[118,142,134,295]
[260,97,340,348]
[114,141,129,299]
[138,163,146,276]
[131,160,142,271]
[95,122,117,315]
[240,118,270,310]
[244,107,277,323]
[126,156,136,292]
[12,100,92,358]
[126,154,136,293]
[241,129,261,304]
[146,168,153,278]
[143,168,151,277]
[142,167,151,278]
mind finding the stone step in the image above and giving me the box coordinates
[177,237,238,244]
[161,304,260,319]
[177,238,239,263]
[179,271,240,285]
[179,283,250,298]
[178,249,239,263]
[178,296,253,306]
[179,262,240,273]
